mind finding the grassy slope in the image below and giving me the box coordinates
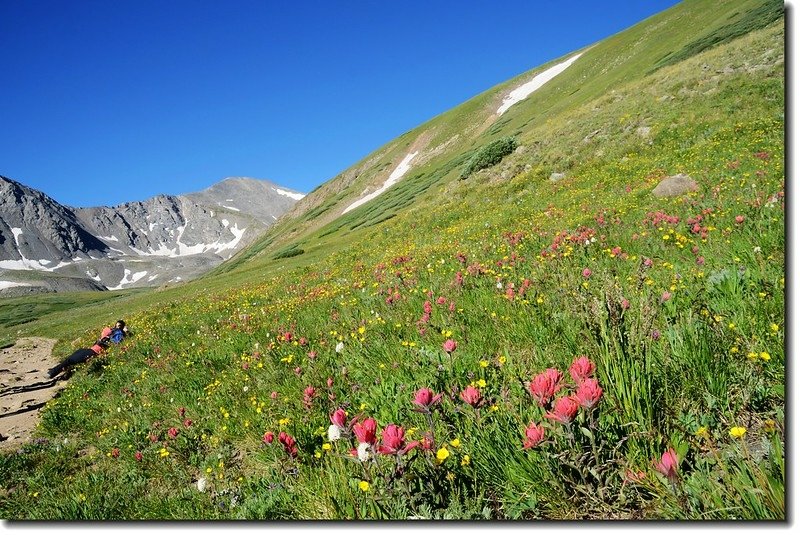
[0,0,784,520]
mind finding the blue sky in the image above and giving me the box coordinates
[0,0,681,208]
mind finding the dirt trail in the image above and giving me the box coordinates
[0,337,64,451]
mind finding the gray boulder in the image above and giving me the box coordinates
[652,173,699,197]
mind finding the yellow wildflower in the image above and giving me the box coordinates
[729,427,747,438]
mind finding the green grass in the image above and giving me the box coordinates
[651,0,784,71]
[0,0,784,521]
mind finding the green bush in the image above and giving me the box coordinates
[271,245,305,260]
[460,137,518,179]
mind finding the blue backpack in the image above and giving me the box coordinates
[109,328,126,344]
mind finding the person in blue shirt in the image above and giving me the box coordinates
[47,320,129,379]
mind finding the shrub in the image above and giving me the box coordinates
[460,137,518,179]
[271,245,305,260]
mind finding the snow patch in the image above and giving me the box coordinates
[274,188,305,201]
[343,152,418,214]
[0,258,72,272]
[222,205,240,212]
[0,280,31,290]
[126,222,246,258]
[11,228,23,246]
[222,219,229,227]
[86,271,102,282]
[496,53,583,115]
[98,235,119,242]
[108,269,148,290]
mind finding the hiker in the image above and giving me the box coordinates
[47,320,129,379]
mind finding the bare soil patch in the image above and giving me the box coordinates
[0,337,64,451]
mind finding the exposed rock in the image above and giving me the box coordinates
[550,172,566,182]
[652,173,699,197]
[583,129,602,143]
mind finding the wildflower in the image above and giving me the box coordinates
[461,455,471,466]
[196,478,207,493]
[111,448,120,458]
[621,298,630,310]
[358,481,370,492]
[729,426,747,438]
[623,469,646,484]
[759,352,770,362]
[353,417,377,444]
[660,291,672,303]
[322,443,331,451]
[412,387,442,409]
[528,368,563,406]
[183,419,193,428]
[263,431,274,444]
[522,422,546,449]
[420,433,435,451]
[544,396,579,424]
[327,425,341,441]
[377,424,417,455]
[168,427,179,439]
[735,215,745,224]
[178,407,186,418]
[134,451,143,462]
[582,268,592,278]
[651,330,661,341]
[335,341,344,353]
[575,378,603,409]
[356,442,372,462]
[654,448,679,480]
[449,438,461,448]
[436,447,450,464]
[569,356,595,384]
[443,339,457,353]
[326,377,334,388]
[278,431,299,458]
[460,385,481,407]
[330,408,347,428]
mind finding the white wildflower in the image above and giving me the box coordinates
[335,341,344,353]
[196,478,207,493]
[357,442,372,462]
[327,424,342,442]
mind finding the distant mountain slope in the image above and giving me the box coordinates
[0,176,304,295]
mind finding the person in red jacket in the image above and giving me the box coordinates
[47,320,128,379]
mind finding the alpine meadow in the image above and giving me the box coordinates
[0,0,786,520]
